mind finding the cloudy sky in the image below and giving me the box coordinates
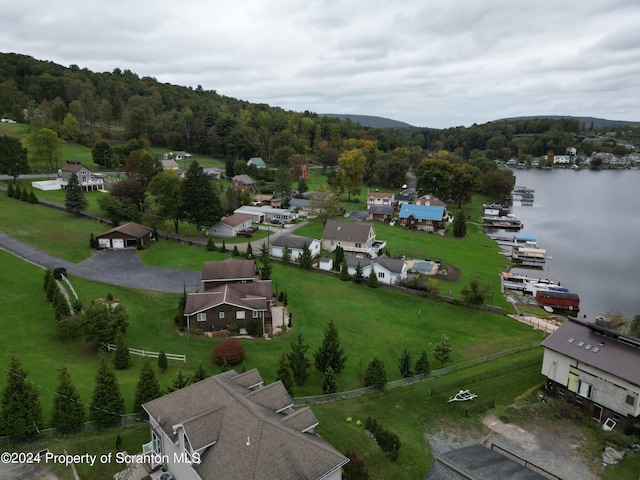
[2,0,639,128]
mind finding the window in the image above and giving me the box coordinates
[378,272,385,278]
[196,313,206,322]
[578,380,593,399]
[253,311,259,318]
[626,394,637,407]
[219,312,225,319]
[236,311,246,320]
[355,243,362,248]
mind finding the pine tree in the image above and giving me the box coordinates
[339,259,350,281]
[334,245,344,270]
[113,334,130,370]
[181,160,223,229]
[206,236,216,251]
[281,244,291,265]
[43,268,53,292]
[220,240,227,252]
[6,183,14,197]
[190,364,207,384]
[65,172,88,215]
[398,348,413,378]
[259,242,272,280]
[46,274,57,301]
[158,351,168,373]
[364,356,387,390]
[90,356,125,428]
[321,366,338,394]
[166,370,189,393]
[453,211,467,238]
[13,185,21,200]
[1,355,43,437]
[134,361,162,415]
[299,242,313,270]
[314,320,347,374]
[367,268,379,288]
[287,333,311,386]
[246,242,253,258]
[51,366,85,433]
[20,187,29,201]
[275,353,295,396]
[353,264,364,284]
[415,350,430,375]
[232,245,239,257]
[28,190,38,204]
[53,287,71,321]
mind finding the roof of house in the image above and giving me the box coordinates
[541,317,640,385]
[247,157,266,167]
[143,369,347,480]
[219,214,252,228]
[96,222,154,238]
[394,193,413,202]
[232,174,256,185]
[161,159,179,169]
[322,219,375,243]
[374,255,406,274]
[424,444,548,480]
[415,194,446,207]
[60,161,89,173]
[289,198,311,208]
[201,258,256,283]
[271,235,317,250]
[399,204,446,221]
[187,280,273,313]
[369,205,395,215]
[368,192,393,198]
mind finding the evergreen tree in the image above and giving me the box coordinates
[287,333,311,386]
[299,242,313,270]
[367,268,379,288]
[51,366,85,433]
[415,350,430,375]
[46,273,57,301]
[134,361,162,415]
[232,245,239,257]
[364,356,387,390]
[43,268,53,292]
[1,355,43,437]
[13,185,21,200]
[314,320,347,374]
[65,172,88,215]
[339,259,350,281]
[89,232,98,249]
[191,364,207,384]
[90,356,125,428]
[166,370,189,393]
[158,350,168,373]
[353,264,364,284]
[259,242,272,280]
[321,366,338,394]
[433,335,453,364]
[113,334,130,370]
[81,301,129,346]
[453,212,467,238]
[6,183,14,197]
[206,236,215,251]
[398,348,413,378]
[281,244,291,265]
[275,353,295,396]
[220,240,227,252]
[20,187,29,201]
[53,288,71,321]
[181,160,223,229]
[28,190,38,204]
[334,245,344,270]
[246,242,253,258]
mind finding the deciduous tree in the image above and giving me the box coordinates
[338,148,367,200]
[22,127,63,170]
[0,135,30,180]
[148,169,184,234]
[433,335,453,364]
[364,356,387,390]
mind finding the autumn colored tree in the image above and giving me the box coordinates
[338,148,367,200]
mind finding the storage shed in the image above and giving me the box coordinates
[96,222,154,249]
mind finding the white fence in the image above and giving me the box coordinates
[102,343,186,363]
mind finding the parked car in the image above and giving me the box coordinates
[270,219,284,225]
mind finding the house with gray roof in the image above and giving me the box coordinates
[342,255,407,285]
[270,235,321,262]
[142,369,348,480]
[232,174,258,193]
[367,204,395,223]
[321,220,386,258]
[247,156,266,168]
[206,213,253,238]
[540,316,640,433]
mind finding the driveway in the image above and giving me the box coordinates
[0,231,201,293]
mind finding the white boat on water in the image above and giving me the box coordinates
[501,272,566,295]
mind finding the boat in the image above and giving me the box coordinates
[543,306,554,313]
[520,193,534,200]
[501,272,563,294]
[511,247,547,268]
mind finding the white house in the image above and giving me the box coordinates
[541,316,640,433]
[234,206,296,224]
[270,235,321,261]
[343,255,407,285]
[206,214,253,238]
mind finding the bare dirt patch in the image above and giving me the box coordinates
[425,414,600,480]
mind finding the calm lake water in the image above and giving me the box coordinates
[504,168,640,320]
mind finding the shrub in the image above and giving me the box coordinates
[212,339,245,365]
[6,183,14,197]
[206,237,215,251]
[89,233,99,249]
[21,188,29,201]
[53,267,67,280]
[28,190,38,204]
[232,245,239,257]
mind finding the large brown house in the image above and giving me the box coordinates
[184,259,274,334]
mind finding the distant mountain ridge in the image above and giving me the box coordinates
[496,115,640,128]
[320,113,415,129]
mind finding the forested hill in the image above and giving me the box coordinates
[320,114,415,129]
[497,115,640,128]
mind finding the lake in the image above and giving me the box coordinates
[505,168,640,320]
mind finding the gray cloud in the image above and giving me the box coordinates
[1,0,639,128]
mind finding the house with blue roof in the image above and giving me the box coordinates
[398,204,446,232]
[247,157,266,168]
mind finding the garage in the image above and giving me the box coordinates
[95,222,155,250]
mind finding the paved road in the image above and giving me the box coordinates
[0,231,201,293]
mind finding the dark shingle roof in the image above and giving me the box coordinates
[143,369,347,480]
[374,255,406,274]
[201,258,256,282]
[97,222,153,238]
[186,281,273,314]
[424,444,548,480]
[541,317,640,385]
[369,205,395,215]
[220,213,252,227]
[272,235,315,249]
